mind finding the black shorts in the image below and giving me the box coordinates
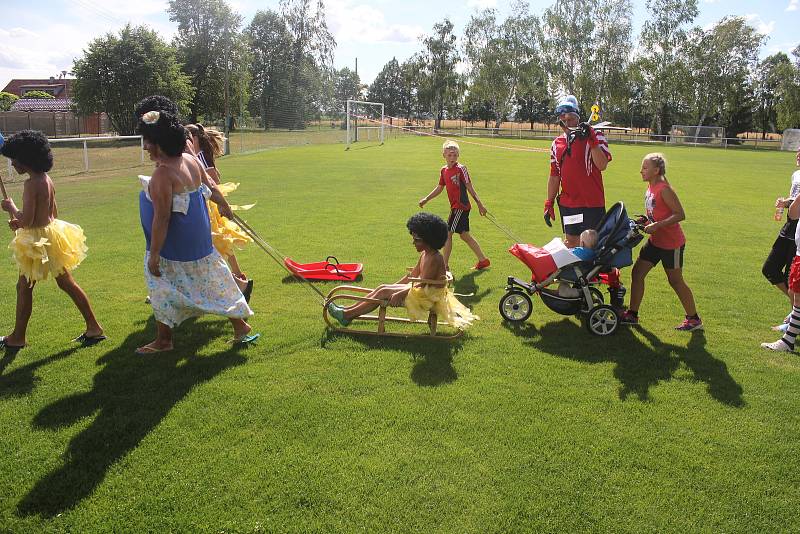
[558,204,605,236]
[763,236,797,285]
[639,241,685,269]
[447,209,470,234]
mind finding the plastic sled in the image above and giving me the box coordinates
[323,274,463,340]
[284,256,363,281]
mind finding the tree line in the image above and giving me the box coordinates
[69,0,800,138]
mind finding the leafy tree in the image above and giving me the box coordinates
[367,58,408,118]
[72,24,193,135]
[0,92,19,110]
[418,19,460,130]
[754,53,791,137]
[246,10,293,129]
[334,67,363,112]
[540,0,594,101]
[588,0,633,113]
[22,90,55,99]
[777,55,800,131]
[279,0,336,128]
[637,0,699,135]
[463,1,542,128]
[168,0,249,122]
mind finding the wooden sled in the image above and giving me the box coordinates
[323,275,464,340]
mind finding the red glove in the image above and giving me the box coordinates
[585,123,601,147]
[544,199,555,227]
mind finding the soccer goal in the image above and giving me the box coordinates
[346,100,384,149]
[670,125,725,145]
[781,129,800,152]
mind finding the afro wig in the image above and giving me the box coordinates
[407,212,449,250]
[138,111,187,158]
[134,95,179,119]
[0,130,53,172]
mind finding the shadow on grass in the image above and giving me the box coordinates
[281,274,363,286]
[453,270,491,307]
[0,346,81,399]
[16,317,250,518]
[503,319,744,407]
[321,329,463,387]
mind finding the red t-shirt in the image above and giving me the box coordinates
[549,133,612,209]
[439,163,471,211]
[645,180,686,249]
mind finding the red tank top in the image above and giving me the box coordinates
[645,180,685,249]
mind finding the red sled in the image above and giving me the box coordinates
[284,256,363,281]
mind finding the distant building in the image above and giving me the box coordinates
[2,77,73,98]
[10,98,73,112]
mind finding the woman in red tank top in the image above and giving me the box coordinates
[620,153,702,331]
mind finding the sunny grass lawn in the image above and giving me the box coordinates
[0,136,798,532]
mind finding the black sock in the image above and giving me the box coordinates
[687,314,699,320]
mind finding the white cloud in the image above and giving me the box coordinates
[787,0,799,12]
[326,0,424,44]
[744,13,776,36]
[467,0,498,9]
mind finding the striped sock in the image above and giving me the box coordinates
[781,306,800,349]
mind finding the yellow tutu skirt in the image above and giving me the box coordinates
[9,219,88,284]
[405,285,479,329]
[208,182,253,258]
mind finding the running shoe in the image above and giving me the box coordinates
[473,258,491,270]
[619,310,639,325]
[761,339,794,352]
[675,317,703,331]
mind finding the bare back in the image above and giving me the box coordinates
[416,249,447,286]
[23,174,56,228]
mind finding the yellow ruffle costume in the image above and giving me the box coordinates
[208,182,253,258]
[404,285,479,329]
[9,219,88,284]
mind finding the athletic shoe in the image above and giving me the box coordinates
[473,258,491,270]
[619,310,639,325]
[327,303,351,326]
[675,317,703,331]
[761,339,794,352]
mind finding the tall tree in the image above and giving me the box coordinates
[588,0,633,113]
[463,1,542,128]
[367,58,408,118]
[754,53,791,138]
[637,0,699,135]
[540,0,594,101]
[246,9,293,129]
[777,48,800,131]
[72,24,193,135]
[334,67,364,112]
[418,19,460,130]
[168,0,247,122]
[279,0,336,128]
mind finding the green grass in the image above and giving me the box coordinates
[1,136,798,532]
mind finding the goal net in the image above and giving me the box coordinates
[670,125,725,145]
[781,129,800,151]
[346,100,384,149]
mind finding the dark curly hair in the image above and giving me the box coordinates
[138,111,187,158]
[407,212,448,250]
[134,95,179,119]
[0,130,53,172]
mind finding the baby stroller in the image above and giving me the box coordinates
[499,202,644,336]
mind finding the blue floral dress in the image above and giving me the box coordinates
[139,177,253,328]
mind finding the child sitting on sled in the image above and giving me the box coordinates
[327,212,479,328]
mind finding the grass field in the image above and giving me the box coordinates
[1,136,798,532]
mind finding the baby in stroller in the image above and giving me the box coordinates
[500,202,643,335]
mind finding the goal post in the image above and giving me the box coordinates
[346,100,384,149]
[781,129,800,152]
[670,125,725,145]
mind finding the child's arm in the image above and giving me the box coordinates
[465,182,487,216]
[644,185,685,234]
[419,184,444,208]
[1,180,36,226]
[195,159,233,218]
[146,170,173,276]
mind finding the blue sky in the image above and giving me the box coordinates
[1,0,798,89]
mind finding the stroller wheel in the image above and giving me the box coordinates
[499,291,533,322]
[585,305,619,336]
[589,287,604,306]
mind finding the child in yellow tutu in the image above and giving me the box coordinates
[0,130,104,350]
[185,123,254,301]
[327,212,479,328]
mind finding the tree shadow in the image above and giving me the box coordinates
[321,329,463,387]
[16,316,250,518]
[453,270,491,307]
[281,274,362,286]
[0,346,80,399]
[503,319,744,406]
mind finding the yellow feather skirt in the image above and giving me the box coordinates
[208,182,252,259]
[405,285,479,329]
[9,219,88,284]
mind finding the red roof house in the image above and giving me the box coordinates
[2,78,73,98]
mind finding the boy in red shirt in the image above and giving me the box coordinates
[419,140,489,270]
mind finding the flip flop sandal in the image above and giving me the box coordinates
[135,344,174,355]
[73,333,108,346]
[231,333,261,346]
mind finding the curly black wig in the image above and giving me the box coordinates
[134,95,179,119]
[0,130,53,172]
[407,212,449,250]
[138,111,186,158]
